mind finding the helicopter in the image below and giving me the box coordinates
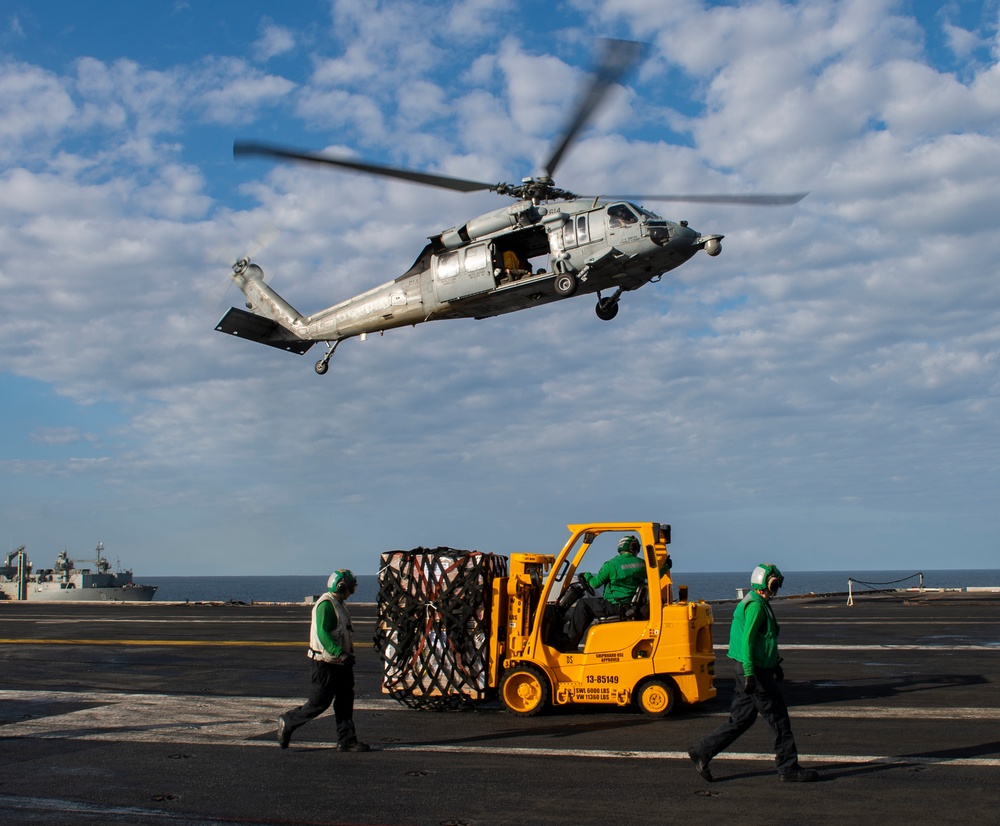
[216,40,806,375]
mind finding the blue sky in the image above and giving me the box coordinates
[1,0,998,576]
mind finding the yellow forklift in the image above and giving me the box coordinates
[488,522,716,716]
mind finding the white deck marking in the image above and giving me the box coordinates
[384,744,1000,768]
[1,689,999,767]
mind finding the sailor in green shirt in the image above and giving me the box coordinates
[687,563,818,783]
[277,569,369,752]
[564,535,648,648]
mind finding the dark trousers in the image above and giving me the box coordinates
[567,597,622,647]
[693,663,799,774]
[283,660,357,746]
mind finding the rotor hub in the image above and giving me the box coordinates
[491,177,578,203]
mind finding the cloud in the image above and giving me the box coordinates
[29,427,98,446]
[254,21,296,60]
[1,1,999,574]
[0,60,77,155]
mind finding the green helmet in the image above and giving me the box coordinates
[617,535,640,555]
[327,569,358,595]
[750,563,784,593]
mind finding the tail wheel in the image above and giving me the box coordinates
[636,678,677,718]
[501,665,550,716]
[595,297,619,321]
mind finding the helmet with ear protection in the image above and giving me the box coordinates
[327,569,358,595]
[750,563,784,593]
[617,535,640,555]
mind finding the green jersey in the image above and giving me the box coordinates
[583,553,647,604]
[727,590,780,676]
[309,592,353,661]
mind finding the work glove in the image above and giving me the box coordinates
[774,663,784,683]
[743,674,758,694]
[341,654,356,668]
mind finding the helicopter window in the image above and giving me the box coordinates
[608,204,638,227]
[587,211,604,242]
[562,221,577,249]
[576,215,589,244]
[464,245,488,272]
[437,251,460,280]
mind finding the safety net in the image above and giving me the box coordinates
[375,547,508,709]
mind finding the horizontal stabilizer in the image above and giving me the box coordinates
[215,307,315,355]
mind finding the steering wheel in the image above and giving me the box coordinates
[576,572,596,596]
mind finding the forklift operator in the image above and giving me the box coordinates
[564,535,647,648]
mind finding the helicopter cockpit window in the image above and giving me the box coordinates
[437,251,460,280]
[608,204,639,227]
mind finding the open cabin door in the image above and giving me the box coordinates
[432,243,495,303]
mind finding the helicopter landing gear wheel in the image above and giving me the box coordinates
[596,288,623,321]
[501,664,550,717]
[636,678,677,718]
[553,272,578,297]
[596,297,619,321]
[314,339,342,376]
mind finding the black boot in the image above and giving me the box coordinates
[778,765,818,782]
[687,747,713,782]
[277,714,292,749]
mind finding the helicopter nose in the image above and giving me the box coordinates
[648,224,673,246]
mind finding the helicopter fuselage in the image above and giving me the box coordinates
[219,40,807,374]
[215,197,722,372]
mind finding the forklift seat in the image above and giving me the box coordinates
[593,582,649,625]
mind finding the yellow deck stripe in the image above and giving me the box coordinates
[0,638,373,648]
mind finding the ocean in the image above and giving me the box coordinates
[147,569,1000,604]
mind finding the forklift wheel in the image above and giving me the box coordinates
[636,678,677,718]
[501,665,550,717]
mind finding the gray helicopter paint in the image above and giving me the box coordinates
[216,199,717,353]
[218,39,800,374]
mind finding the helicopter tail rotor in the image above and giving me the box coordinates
[206,223,281,312]
[215,260,315,356]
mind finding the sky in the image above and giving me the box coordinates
[1,0,998,577]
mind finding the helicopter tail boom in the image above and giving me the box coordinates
[215,307,315,354]
[215,259,315,355]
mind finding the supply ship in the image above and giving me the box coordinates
[0,543,157,601]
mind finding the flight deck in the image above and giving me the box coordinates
[1,591,998,825]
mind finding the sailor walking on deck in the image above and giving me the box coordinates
[687,563,818,782]
[277,569,369,752]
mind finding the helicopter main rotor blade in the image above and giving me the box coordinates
[234,141,497,193]
[543,38,647,179]
[596,192,809,206]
